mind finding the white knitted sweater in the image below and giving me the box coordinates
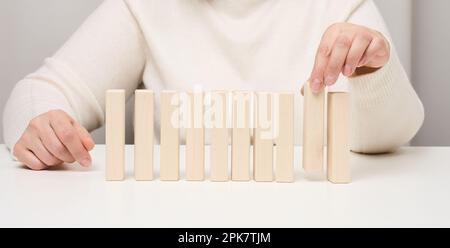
[3,0,424,153]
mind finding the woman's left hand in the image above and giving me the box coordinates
[309,22,390,92]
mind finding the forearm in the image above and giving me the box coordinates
[3,0,146,152]
[3,78,76,152]
[341,0,424,153]
[349,54,424,153]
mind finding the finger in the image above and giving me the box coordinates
[310,30,339,92]
[344,34,372,76]
[14,144,47,171]
[310,45,328,92]
[359,37,388,68]
[56,110,95,151]
[26,135,63,166]
[73,122,95,151]
[324,35,352,86]
[40,123,76,163]
[50,117,92,167]
[18,122,62,166]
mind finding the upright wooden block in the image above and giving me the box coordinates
[209,91,229,181]
[327,92,351,184]
[253,92,274,182]
[186,92,205,181]
[106,90,125,181]
[134,90,154,181]
[275,92,294,183]
[160,91,180,181]
[303,81,325,173]
[231,91,251,181]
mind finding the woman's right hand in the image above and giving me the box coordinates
[13,110,95,170]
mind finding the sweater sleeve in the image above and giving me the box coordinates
[344,0,424,153]
[2,0,146,152]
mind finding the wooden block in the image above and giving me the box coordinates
[209,91,229,181]
[160,91,180,181]
[106,90,125,181]
[134,90,154,181]
[303,81,325,173]
[275,92,294,183]
[186,92,205,181]
[327,92,351,184]
[231,91,251,181]
[253,92,274,182]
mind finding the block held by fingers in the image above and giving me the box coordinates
[303,81,325,174]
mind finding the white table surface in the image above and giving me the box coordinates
[0,144,449,228]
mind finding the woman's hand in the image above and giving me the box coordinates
[309,22,390,92]
[13,110,95,170]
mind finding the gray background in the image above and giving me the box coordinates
[1,0,449,146]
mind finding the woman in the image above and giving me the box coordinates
[3,0,424,170]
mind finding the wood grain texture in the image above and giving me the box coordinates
[134,90,154,181]
[186,92,205,181]
[209,91,229,181]
[231,91,251,181]
[253,92,274,182]
[327,92,351,184]
[106,90,125,181]
[160,91,180,181]
[275,92,294,183]
[303,81,325,173]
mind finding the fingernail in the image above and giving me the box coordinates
[344,65,353,76]
[311,79,322,92]
[324,76,336,85]
[378,50,387,57]
[81,158,92,167]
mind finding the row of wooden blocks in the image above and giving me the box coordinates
[105,83,350,183]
